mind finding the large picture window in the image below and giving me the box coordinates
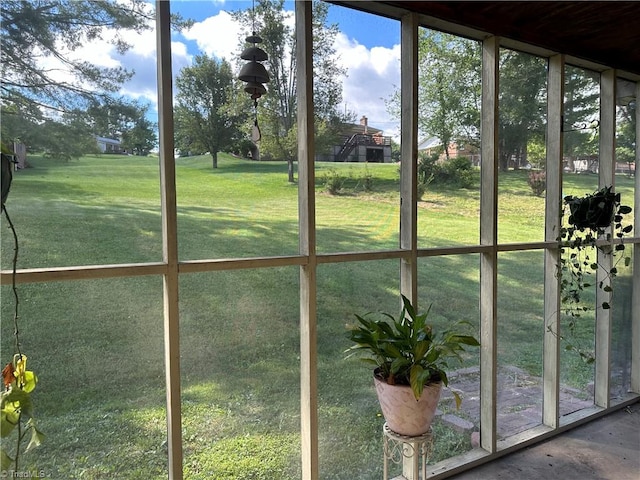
[0,2,637,479]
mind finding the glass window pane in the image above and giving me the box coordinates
[1,5,161,270]
[316,6,401,254]
[318,260,400,479]
[496,251,544,439]
[497,251,544,439]
[173,1,300,261]
[610,248,634,404]
[419,255,481,464]
[610,77,637,404]
[179,268,301,479]
[0,278,166,477]
[417,28,482,247]
[558,65,601,416]
[498,49,547,244]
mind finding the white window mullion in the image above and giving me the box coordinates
[399,12,419,306]
[479,35,499,454]
[543,54,564,429]
[631,81,640,395]
[296,2,318,479]
[595,69,616,408]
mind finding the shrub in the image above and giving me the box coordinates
[527,170,546,196]
[417,152,439,185]
[417,174,433,201]
[320,168,346,194]
[418,154,475,189]
[358,165,374,192]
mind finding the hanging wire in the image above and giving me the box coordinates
[252,0,255,34]
[1,152,22,357]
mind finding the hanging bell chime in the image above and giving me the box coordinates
[238,32,270,101]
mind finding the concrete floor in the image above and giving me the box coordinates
[448,402,640,480]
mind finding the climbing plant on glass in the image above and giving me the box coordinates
[1,148,44,470]
[556,185,633,362]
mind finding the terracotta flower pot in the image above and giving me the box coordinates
[374,374,442,436]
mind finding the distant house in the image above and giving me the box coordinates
[418,137,481,166]
[318,116,392,163]
[95,136,124,154]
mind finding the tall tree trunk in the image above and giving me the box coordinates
[211,151,218,169]
[288,158,294,183]
[499,152,509,172]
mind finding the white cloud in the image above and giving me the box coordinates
[30,3,402,138]
[182,10,242,60]
[334,32,401,137]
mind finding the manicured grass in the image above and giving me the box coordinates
[0,154,635,478]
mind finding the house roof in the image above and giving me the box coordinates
[95,136,121,145]
[342,123,384,136]
[417,137,441,151]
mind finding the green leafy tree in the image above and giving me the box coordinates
[387,30,481,160]
[562,66,600,171]
[235,0,347,181]
[40,112,98,161]
[121,114,156,156]
[0,104,43,148]
[174,55,247,168]
[87,100,157,156]
[1,1,184,156]
[615,96,636,172]
[1,0,154,118]
[420,30,481,159]
[498,50,547,170]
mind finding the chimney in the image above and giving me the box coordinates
[360,115,368,133]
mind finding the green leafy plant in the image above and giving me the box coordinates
[1,146,44,470]
[417,153,474,189]
[320,168,346,195]
[557,185,633,361]
[345,295,479,405]
[1,354,44,470]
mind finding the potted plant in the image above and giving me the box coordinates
[345,295,479,436]
[564,185,623,229]
[557,185,633,361]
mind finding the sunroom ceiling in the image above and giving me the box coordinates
[379,1,640,76]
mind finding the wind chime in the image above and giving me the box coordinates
[238,1,270,143]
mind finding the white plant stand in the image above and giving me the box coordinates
[383,423,434,480]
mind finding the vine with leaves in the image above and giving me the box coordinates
[1,148,44,471]
[556,186,633,362]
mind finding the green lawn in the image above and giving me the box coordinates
[0,154,635,478]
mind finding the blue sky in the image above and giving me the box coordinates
[171,1,399,49]
[170,1,401,135]
[65,1,402,137]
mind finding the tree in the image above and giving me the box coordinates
[1,1,184,158]
[386,30,481,160]
[88,100,157,155]
[121,114,156,156]
[1,0,153,118]
[174,55,247,168]
[616,98,636,173]
[562,66,600,171]
[498,50,547,170]
[234,0,347,181]
[40,112,99,161]
[419,30,481,159]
